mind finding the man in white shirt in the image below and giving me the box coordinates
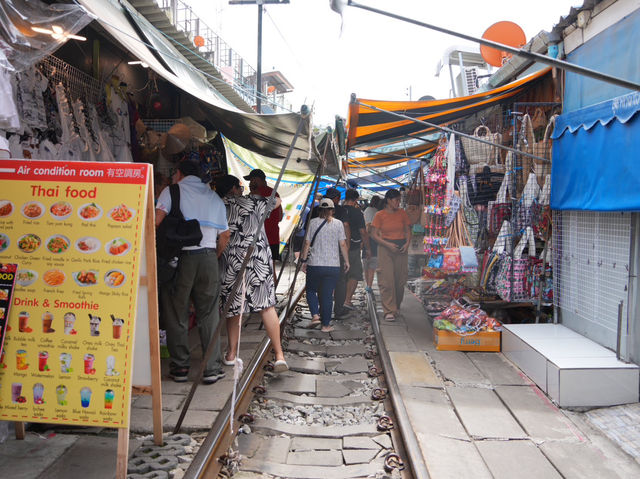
[156,160,230,384]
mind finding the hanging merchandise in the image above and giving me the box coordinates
[459,125,502,166]
[0,67,20,131]
[446,133,456,204]
[488,170,512,236]
[481,220,512,293]
[106,78,133,163]
[532,114,557,186]
[88,104,116,163]
[423,137,450,275]
[454,135,469,173]
[406,167,425,224]
[516,113,535,192]
[532,174,552,240]
[71,98,97,162]
[458,177,479,244]
[514,173,541,234]
[55,82,84,161]
[496,227,541,302]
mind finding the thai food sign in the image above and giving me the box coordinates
[0,160,149,427]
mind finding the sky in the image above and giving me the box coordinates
[184,0,579,126]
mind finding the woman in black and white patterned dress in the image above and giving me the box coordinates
[217,175,287,372]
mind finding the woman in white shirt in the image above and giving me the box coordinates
[300,199,350,332]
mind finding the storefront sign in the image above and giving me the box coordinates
[0,160,149,427]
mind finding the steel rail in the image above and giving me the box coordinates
[184,284,306,479]
[365,289,431,479]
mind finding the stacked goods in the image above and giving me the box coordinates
[433,300,502,335]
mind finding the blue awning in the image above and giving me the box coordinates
[550,92,640,211]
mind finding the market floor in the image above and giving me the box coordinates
[382,286,640,478]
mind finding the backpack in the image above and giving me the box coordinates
[156,184,203,261]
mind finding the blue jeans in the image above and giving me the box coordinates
[306,265,341,326]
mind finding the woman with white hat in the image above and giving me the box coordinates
[300,198,350,332]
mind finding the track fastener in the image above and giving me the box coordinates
[384,452,405,472]
[252,385,266,395]
[371,388,387,400]
[238,413,254,424]
[377,415,394,431]
[365,349,377,359]
[368,366,380,377]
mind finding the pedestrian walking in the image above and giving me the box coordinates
[362,195,382,292]
[300,198,350,332]
[245,169,283,273]
[155,160,230,384]
[216,175,288,372]
[342,189,370,309]
[370,189,411,321]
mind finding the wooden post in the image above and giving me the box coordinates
[14,422,25,440]
[116,428,130,479]
[144,175,164,446]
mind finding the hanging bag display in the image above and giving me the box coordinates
[460,125,502,165]
[458,177,479,245]
[515,173,541,233]
[488,172,512,236]
[516,114,535,193]
[532,114,557,186]
[496,227,540,302]
[532,174,552,240]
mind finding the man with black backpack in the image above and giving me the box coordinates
[155,160,230,384]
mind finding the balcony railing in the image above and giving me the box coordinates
[153,0,290,112]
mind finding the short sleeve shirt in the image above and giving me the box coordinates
[371,209,410,241]
[343,205,366,249]
[307,217,346,267]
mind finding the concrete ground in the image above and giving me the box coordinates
[1,270,639,478]
[384,287,640,478]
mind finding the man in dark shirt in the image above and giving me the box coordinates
[342,189,370,310]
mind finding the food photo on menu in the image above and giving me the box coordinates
[78,202,102,221]
[49,201,73,220]
[21,201,44,219]
[109,203,135,223]
[0,200,13,217]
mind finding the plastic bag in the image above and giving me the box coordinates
[0,0,92,72]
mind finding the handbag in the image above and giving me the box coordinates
[488,173,512,236]
[496,227,539,302]
[514,173,541,233]
[156,184,203,261]
[532,114,557,186]
[516,114,535,193]
[458,177,479,244]
[407,167,426,206]
[460,125,502,165]
[531,107,547,131]
[531,175,552,240]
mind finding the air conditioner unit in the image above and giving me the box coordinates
[454,67,479,96]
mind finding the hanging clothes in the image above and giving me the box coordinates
[107,83,133,162]
[0,67,19,131]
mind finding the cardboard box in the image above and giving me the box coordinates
[434,328,501,352]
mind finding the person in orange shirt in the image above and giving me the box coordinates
[370,189,411,321]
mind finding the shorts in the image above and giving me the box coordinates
[270,243,281,261]
[347,248,363,280]
[293,235,304,253]
[363,256,378,270]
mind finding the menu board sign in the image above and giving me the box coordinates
[0,263,18,360]
[0,160,149,427]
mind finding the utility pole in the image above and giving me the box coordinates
[229,0,289,113]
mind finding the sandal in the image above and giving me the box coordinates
[384,314,395,322]
[321,326,334,332]
[309,318,322,329]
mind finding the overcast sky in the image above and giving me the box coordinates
[185,0,579,125]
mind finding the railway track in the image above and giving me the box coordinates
[183,284,425,479]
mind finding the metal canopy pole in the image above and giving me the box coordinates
[347,1,640,92]
[357,101,551,164]
[173,106,310,434]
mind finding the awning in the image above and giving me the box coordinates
[348,142,436,169]
[77,0,336,174]
[347,68,551,150]
[348,160,420,187]
[550,91,640,211]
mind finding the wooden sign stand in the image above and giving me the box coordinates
[7,169,163,479]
